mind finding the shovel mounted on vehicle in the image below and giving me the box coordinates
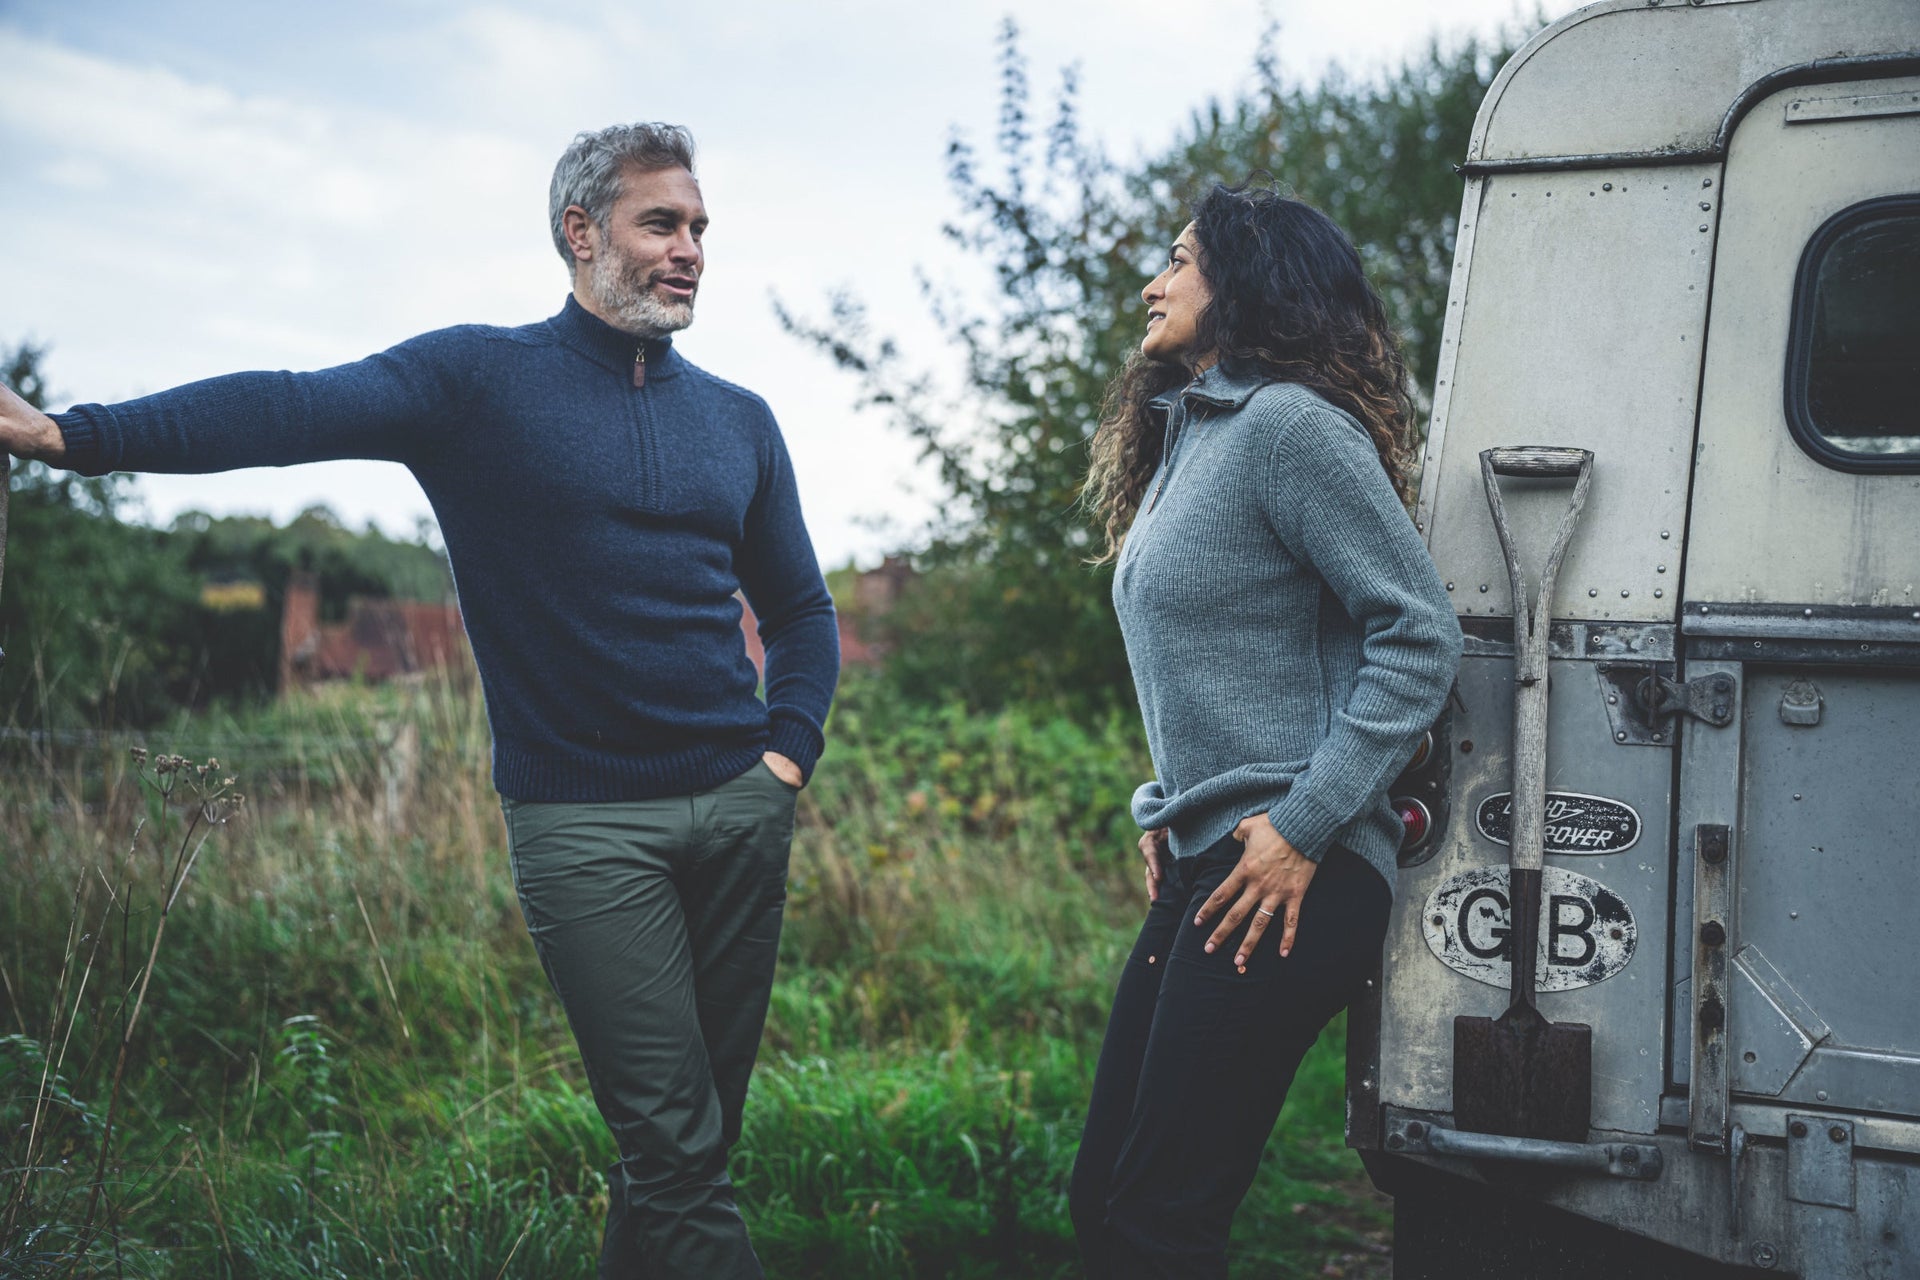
[1452,445,1595,1143]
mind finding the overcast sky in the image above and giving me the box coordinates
[0,0,1559,568]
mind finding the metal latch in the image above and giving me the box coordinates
[1778,677,1823,727]
[1596,665,1735,745]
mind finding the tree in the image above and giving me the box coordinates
[1,344,454,727]
[2,344,202,728]
[782,22,1518,714]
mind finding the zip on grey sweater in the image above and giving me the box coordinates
[1112,366,1463,895]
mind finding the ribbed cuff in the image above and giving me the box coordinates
[1267,787,1344,863]
[766,714,825,782]
[51,407,110,475]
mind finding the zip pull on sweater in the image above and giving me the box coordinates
[633,347,646,388]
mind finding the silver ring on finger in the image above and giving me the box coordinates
[1255,907,1275,919]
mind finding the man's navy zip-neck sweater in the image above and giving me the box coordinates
[52,297,840,801]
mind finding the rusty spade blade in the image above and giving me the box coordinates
[1453,867,1593,1140]
[1453,446,1594,1144]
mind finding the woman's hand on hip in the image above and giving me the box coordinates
[1139,828,1171,903]
[1194,816,1318,967]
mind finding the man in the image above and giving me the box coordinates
[0,123,838,1279]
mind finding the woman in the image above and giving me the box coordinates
[1069,184,1463,1277]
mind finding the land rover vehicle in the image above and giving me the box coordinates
[1352,1,1920,1276]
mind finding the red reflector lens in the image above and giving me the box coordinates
[1395,796,1432,850]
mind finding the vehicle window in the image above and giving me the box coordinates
[1786,196,1920,472]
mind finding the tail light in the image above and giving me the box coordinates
[1395,796,1433,854]
[1406,730,1434,771]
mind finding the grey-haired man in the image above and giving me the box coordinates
[0,124,838,1278]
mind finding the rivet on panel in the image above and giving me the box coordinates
[1602,182,1613,191]
[1661,530,1671,540]
[1654,589,1664,598]
[1817,1090,1829,1102]
[1700,201,1712,211]
[1804,608,1814,617]
[1445,582,1455,591]
[1479,584,1489,593]
[1699,224,1710,233]
[1588,588,1599,598]
[1615,731,1628,742]
[1621,590,1631,598]
[1702,177,1713,188]
[1657,564,1667,573]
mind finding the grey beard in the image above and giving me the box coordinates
[588,252,695,339]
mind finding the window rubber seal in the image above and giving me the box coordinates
[1782,192,1920,476]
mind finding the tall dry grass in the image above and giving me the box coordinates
[0,671,1386,1278]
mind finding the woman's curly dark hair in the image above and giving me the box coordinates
[1085,184,1418,562]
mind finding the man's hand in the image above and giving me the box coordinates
[1193,816,1318,968]
[0,382,63,463]
[1139,827,1171,903]
[761,751,803,788]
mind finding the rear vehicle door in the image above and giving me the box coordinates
[1675,72,1920,1152]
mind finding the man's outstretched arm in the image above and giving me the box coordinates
[0,336,462,476]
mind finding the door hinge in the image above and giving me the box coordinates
[1596,664,1735,745]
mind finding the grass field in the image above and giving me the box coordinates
[0,676,1389,1278]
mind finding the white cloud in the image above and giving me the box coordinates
[0,0,1563,563]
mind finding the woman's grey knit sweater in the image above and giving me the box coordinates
[1112,366,1462,893]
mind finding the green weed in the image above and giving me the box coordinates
[1,677,1386,1278]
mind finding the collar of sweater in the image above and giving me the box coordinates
[550,294,685,381]
[1148,362,1268,416]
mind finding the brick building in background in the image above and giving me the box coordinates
[279,556,911,694]
[279,572,466,692]
[738,556,911,676]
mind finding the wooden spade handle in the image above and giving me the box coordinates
[1484,445,1589,478]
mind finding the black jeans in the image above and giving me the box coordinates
[1070,834,1392,1279]
[502,761,800,1280]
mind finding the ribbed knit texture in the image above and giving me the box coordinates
[53,296,840,801]
[1112,367,1462,892]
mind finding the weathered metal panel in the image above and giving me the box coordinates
[1377,651,1672,1134]
[1468,0,1920,165]
[1683,74,1920,605]
[1732,667,1920,1118]
[1420,166,1714,621]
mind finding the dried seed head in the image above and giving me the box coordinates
[130,746,149,764]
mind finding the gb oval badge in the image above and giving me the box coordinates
[1475,790,1642,856]
[1421,865,1637,992]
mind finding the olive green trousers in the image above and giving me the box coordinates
[502,760,799,1280]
